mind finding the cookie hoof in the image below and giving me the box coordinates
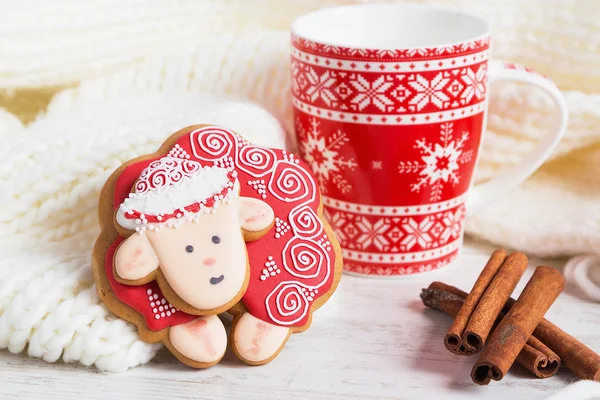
[169,315,227,364]
[233,313,290,365]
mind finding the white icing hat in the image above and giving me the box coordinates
[116,144,238,232]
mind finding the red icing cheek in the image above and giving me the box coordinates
[202,257,216,267]
[242,200,269,225]
[245,213,266,224]
[125,247,143,270]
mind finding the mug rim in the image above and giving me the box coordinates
[291,4,491,51]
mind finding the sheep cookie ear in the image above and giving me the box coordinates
[239,197,275,235]
[114,233,160,281]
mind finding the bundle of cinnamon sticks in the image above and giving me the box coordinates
[420,249,600,385]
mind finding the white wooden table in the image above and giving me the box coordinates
[1,239,598,400]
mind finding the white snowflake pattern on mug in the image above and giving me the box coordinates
[296,117,357,194]
[398,122,473,202]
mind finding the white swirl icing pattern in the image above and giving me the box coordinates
[282,238,328,279]
[289,205,323,239]
[187,126,333,327]
[135,157,201,194]
[190,127,235,161]
[265,283,310,326]
[237,146,277,177]
[268,163,315,203]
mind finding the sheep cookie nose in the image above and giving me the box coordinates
[202,257,217,267]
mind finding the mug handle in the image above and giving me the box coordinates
[466,59,569,214]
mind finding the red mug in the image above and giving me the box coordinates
[291,4,568,277]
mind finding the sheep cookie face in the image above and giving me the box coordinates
[114,192,275,311]
[144,202,247,310]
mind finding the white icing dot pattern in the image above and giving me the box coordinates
[235,135,251,147]
[167,144,192,159]
[274,217,291,239]
[300,286,317,302]
[260,255,281,281]
[317,234,332,252]
[214,156,235,169]
[282,151,301,164]
[248,179,268,199]
[146,288,177,320]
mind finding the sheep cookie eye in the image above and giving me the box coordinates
[211,236,221,244]
[185,245,194,253]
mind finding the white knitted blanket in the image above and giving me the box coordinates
[1,0,600,372]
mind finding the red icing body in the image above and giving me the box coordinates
[106,127,336,330]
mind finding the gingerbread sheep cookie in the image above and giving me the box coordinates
[92,125,343,368]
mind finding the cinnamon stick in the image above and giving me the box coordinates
[421,282,560,378]
[445,249,507,355]
[463,252,529,353]
[516,336,560,379]
[504,298,600,381]
[426,281,600,381]
[471,266,565,385]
